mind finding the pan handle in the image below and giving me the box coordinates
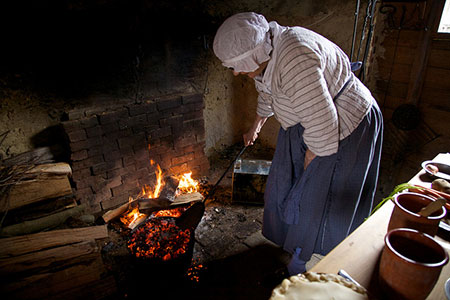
[203,145,247,203]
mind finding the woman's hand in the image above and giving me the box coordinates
[243,115,268,146]
[243,129,259,146]
[304,149,317,170]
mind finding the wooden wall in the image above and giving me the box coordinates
[374,0,450,196]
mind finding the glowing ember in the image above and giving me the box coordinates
[186,261,205,282]
[176,172,199,195]
[152,206,188,218]
[120,204,147,227]
[120,150,200,256]
[128,217,191,261]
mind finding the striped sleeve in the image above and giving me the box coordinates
[277,38,339,156]
[256,93,274,117]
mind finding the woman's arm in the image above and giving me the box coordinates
[243,114,268,146]
[304,148,317,170]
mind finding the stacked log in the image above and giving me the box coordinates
[1,162,73,212]
[0,148,117,299]
[0,147,85,236]
[0,226,117,299]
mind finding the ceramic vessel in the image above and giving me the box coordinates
[379,228,448,300]
[388,192,446,236]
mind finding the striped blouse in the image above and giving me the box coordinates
[255,23,373,156]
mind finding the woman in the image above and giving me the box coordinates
[213,12,383,275]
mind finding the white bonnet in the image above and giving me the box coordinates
[213,12,272,73]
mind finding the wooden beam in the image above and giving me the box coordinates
[406,0,443,105]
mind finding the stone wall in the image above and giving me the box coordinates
[62,94,209,213]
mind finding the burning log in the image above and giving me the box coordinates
[102,175,180,223]
[172,191,203,205]
[158,175,179,202]
[101,202,131,223]
[102,196,171,224]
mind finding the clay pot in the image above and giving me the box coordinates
[388,192,446,236]
[379,228,448,300]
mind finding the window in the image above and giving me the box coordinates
[438,0,450,33]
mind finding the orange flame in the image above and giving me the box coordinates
[152,206,188,218]
[120,206,147,227]
[177,172,199,194]
[120,147,200,230]
[140,160,164,199]
[152,163,163,198]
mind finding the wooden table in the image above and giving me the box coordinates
[310,153,450,299]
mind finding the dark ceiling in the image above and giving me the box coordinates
[0,0,216,97]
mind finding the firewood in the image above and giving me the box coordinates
[1,163,73,212]
[158,175,179,202]
[4,196,77,225]
[1,254,110,299]
[137,197,172,211]
[22,162,72,177]
[103,192,204,224]
[0,240,98,276]
[128,214,148,230]
[172,192,204,205]
[0,204,87,237]
[0,225,108,258]
[1,147,55,167]
[102,175,180,223]
[51,274,117,300]
[101,200,132,223]
[136,192,203,211]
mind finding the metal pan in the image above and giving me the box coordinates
[176,145,247,231]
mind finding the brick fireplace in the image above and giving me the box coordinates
[62,93,209,214]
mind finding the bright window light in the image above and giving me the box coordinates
[438,0,450,33]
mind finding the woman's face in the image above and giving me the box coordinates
[231,61,269,79]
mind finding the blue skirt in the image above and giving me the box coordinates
[262,102,383,262]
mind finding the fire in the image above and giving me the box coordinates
[120,167,200,229]
[128,217,191,261]
[152,206,188,218]
[119,148,201,261]
[120,204,147,227]
[141,160,164,199]
[177,172,199,194]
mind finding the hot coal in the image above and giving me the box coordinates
[127,217,191,261]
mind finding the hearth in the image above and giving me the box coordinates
[62,93,209,214]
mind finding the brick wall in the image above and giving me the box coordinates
[62,94,209,214]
